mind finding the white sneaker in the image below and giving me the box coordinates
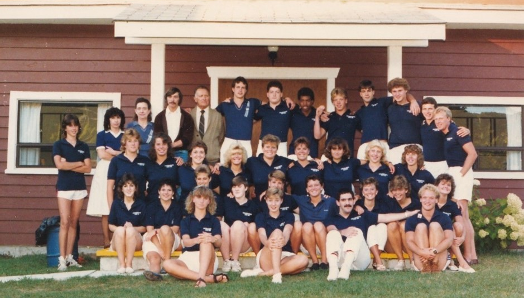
[231,260,242,272]
[458,266,476,273]
[125,267,134,274]
[240,268,263,278]
[117,267,126,274]
[66,254,82,268]
[393,260,405,271]
[222,259,232,272]
[57,256,67,271]
[337,264,351,280]
[448,265,459,271]
[272,273,282,284]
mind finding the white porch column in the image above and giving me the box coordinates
[387,46,403,83]
[150,43,166,117]
[326,77,336,112]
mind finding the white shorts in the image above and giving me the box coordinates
[178,251,219,273]
[447,166,474,201]
[299,244,320,257]
[424,161,449,179]
[220,138,253,163]
[57,190,87,200]
[142,232,181,261]
[255,250,295,268]
[357,140,389,160]
[256,141,288,158]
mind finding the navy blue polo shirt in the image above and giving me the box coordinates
[325,210,379,238]
[255,211,295,252]
[322,158,360,198]
[180,213,221,252]
[108,199,146,227]
[216,98,261,141]
[254,101,292,142]
[96,130,122,151]
[52,139,91,191]
[107,153,148,201]
[443,123,472,167]
[286,161,323,196]
[356,197,388,214]
[394,164,435,201]
[355,97,392,143]
[383,196,421,214]
[261,193,298,214]
[421,120,446,162]
[126,121,154,157]
[223,198,260,226]
[437,200,462,221]
[289,107,318,158]
[217,166,246,197]
[320,110,360,155]
[245,154,292,200]
[293,194,337,224]
[405,210,453,232]
[177,165,220,208]
[356,163,393,202]
[145,158,179,204]
[387,102,423,148]
[144,199,183,228]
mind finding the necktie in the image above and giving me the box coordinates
[199,110,205,137]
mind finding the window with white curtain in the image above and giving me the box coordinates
[7,91,120,175]
[428,96,524,179]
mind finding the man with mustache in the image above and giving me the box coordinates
[325,188,419,280]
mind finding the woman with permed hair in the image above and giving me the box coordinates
[163,186,228,288]
[87,107,125,248]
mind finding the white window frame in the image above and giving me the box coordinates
[6,91,121,175]
[429,96,524,180]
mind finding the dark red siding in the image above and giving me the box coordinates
[1,25,523,246]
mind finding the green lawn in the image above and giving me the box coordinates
[1,252,523,298]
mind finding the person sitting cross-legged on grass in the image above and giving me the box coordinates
[108,173,146,274]
[241,188,309,283]
[325,188,419,280]
[163,186,228,288]
[142,179,183,281]
[405,184,453,273]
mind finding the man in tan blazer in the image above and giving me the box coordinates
[190,86,225,165]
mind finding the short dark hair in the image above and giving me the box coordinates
[61,114,82,138]
[267,80,283,92]
[336,188,354,201]
[164,87,183,106]
[116,173,138,201]
[389,175,411,196]
[103,107,125,131]
[361,177,379,189]
[305,174,323,186]
[157,178,176,200]
[358,79,375,91]
[435,173,456,199]
[232,76,248,90]
[421,97,438,108]
[232,175,249,188]
[293,136,310,150]
[133,97,152,122]
[187,140,208,166]
[148,133,173,161]
[297,87,315,101]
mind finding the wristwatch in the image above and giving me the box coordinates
[432,248,438,254]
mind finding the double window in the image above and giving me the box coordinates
[432,96,523,179]
[7,91,120,175]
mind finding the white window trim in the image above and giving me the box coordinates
[6,91,121,175]
[206,66,340,111]
[428,96,524,180]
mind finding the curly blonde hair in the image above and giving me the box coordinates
[223,143,248,168]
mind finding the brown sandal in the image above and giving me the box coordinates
[195,278,206,288]
[212,273,229,284]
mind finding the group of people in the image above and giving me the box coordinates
[52,76,479,286]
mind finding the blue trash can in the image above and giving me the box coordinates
[46,226,60,267]
[46,225,80,267]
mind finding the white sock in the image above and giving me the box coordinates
[272,272,282,284]
[327,254,339,281]
[338,251,354,280]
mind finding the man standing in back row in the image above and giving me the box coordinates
[190,86,225,165]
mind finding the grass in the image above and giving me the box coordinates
[1,252,523,298]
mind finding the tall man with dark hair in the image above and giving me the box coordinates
[153,87,194,162]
